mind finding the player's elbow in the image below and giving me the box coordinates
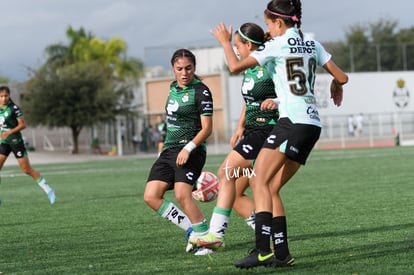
[338,74,349,85]
[227,65,243,74]
[204,126,212,138]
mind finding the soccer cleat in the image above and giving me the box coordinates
[273,254,295,267]
[47,189,56,205]
[187,234,198,246]
[186,227,193,240]
[185,228,196,253]
[193,247,215,256]
[195,232,224,250]
[186,241,196,253]
[235,249,275,269]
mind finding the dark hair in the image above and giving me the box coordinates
[170,48,196,67]
[265,0,303,39]
[0,85,15,105]
[236,22,266,46]
[0,85,10,95]
[170,48,200,80]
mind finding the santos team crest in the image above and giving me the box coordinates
[393,78,410,108]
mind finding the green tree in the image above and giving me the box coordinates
[0,76,11,84]
[395,27,414,70]
[346,23,377,72]
[24,26,143,154]
[23,62,114,153]
[369,18,400,71]
[326,18,414,72]
[324,41,351,72]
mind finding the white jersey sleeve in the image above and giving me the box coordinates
[250,28,331,127]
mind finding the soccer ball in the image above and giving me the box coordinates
[192,171,219,202]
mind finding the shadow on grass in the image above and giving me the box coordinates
[289,222,414,271]
[294,239,414,271]
[292,222,414,241]
[227,223,414,272]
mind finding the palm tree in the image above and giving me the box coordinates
[31,26,144,153]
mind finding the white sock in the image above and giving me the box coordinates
[245,211,255,230]
[158,200,191,231]
[209,212,229,238]
[37,177,52,194]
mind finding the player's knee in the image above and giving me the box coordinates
[21,167,33,176]
[143,190,157,208]
[174,192,187,205]
[144,192,166,212]
[217,168,227,181]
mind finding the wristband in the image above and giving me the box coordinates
[183,141,197,153]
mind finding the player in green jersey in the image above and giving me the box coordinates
[143,49,213,254]
[155,114,167,157]
[0,86,56,205]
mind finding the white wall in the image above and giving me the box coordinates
[315,71,414,116]
[226,71,414,136]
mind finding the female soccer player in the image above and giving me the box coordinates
[0,85,56,205]
[143,49,213,253]
[205,0,348,269]
[154,114,167,157]
[192,22,279,251]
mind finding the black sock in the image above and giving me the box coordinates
[272,216,290,260]
[255,212,272,254]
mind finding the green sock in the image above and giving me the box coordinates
[192,219,209,236]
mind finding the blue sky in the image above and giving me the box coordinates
[0,0,412,82]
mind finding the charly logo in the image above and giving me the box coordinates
[393,79,410,108]
[186,171,194,181]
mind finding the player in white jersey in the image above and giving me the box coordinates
[208,0,348,269]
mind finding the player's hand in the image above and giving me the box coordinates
[176,149,190,167]
[0,131,10,140]
[230,128,243,148]
[260,98,278,110]
[330,79,343,107]
[210,22,233,45]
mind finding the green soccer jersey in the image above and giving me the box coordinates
[241,65,278,127]
[163,79,213,150]
[0,100,24,144]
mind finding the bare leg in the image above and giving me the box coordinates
[233,175,254,219]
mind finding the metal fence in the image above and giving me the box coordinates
[324,42,414,73]
[316,111,414,149]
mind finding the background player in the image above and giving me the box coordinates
[0,85,56,205]
[155,114,167,157]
